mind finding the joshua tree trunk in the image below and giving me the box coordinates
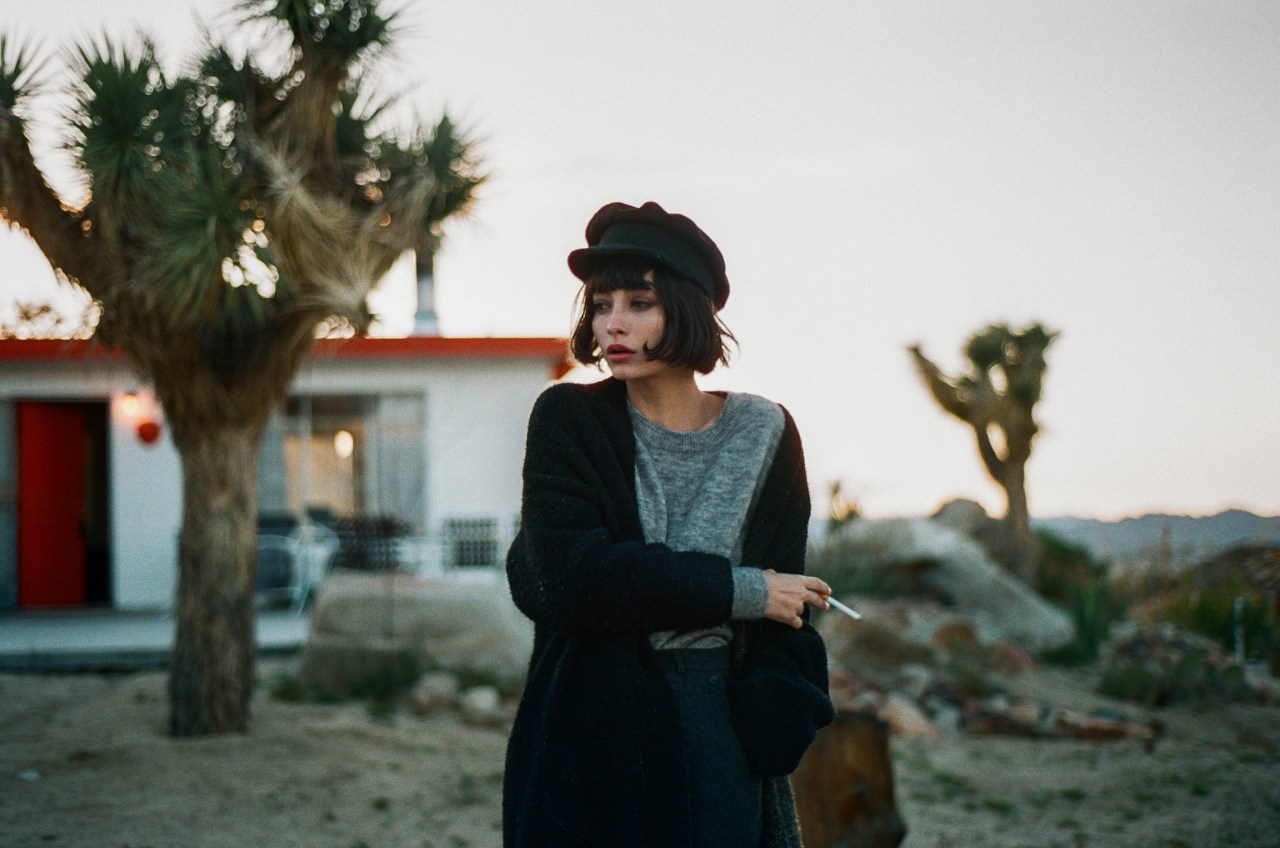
[168,419,265,735]
[998,461,1033,581]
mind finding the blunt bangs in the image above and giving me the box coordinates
[570,259,736,374]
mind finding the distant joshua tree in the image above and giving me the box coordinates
[0,1,482,735]
[909,323,1056,582]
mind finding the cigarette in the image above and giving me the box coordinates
[826,596,862,621]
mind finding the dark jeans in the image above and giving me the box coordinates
[656,647,763,848]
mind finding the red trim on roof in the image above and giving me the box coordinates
[0,339,126,362]
[0,336,570,365]
[309,336,568,360]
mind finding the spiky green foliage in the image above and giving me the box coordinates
[241,0,398,62]
[29,6,481,355]
[959,323,1054,407]
[69,42,189,215]
[1,0,483,736]
[61,39,283,346]
[421,115,481,234]
[0,35,44,112]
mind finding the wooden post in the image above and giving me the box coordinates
[791,711,907,848]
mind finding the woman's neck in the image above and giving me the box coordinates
[624,371,725,432]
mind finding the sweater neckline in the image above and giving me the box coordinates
[627,392,740,453]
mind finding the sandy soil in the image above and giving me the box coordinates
[2,659,1278,848]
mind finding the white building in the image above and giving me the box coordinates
[0,336,569,611]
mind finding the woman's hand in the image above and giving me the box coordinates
[762,570,832,629]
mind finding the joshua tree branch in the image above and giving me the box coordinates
[0,108,99,290]
[908,344,970,420]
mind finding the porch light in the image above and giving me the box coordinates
[120,388,163,446]
[334,429,354,459]
[121,391,141,418]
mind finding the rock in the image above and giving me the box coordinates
[1052,709,1158,744]
[820,518,1074,653]
[408,672,460,715]
[932,621,981,653]
[458,686,513,729]
[1245,669,1280,705]
[930,704,961,735]
[894,665,934,700]
[991,641,1038,675]
[931,498,992,537]
[931,498,1009,563]
[299,570,533,696]
[1007,699,1043,728]
[878,693,941,739]
[820,601,941,675]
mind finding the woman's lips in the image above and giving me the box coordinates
[606,345,635,362]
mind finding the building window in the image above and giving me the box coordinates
[259,394,425,531]
[444,517,500,568]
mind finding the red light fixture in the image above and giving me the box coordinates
[136,419,162,445]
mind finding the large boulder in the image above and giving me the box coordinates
[931,498,1021,570]
[930,498,993,538]
[820,518,1073,656]
[299,570,533,696]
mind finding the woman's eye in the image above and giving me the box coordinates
[591,301,609,313]
[632,299,654,310]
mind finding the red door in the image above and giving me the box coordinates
[17,402,89,607]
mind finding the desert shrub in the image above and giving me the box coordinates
[806,536,911,600]
[1164,580,1277,673]
[1098,625,1258,706]
[345,648,423,709]
[1098,649,1252,706]
[266,671,307,702]
[1034,529,1130,666]
[1033,527,1107,606]
[826,620,936,672]
[1040,578,1131,666]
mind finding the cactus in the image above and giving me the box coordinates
[909,323,1056,582]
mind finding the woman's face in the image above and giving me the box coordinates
[591,280,669,382]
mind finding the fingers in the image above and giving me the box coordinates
[762,570,836,626]
[801,576,831,611]
[804,575,832,596]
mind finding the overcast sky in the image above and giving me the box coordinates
[3,1,1277,520]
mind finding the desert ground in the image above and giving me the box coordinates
[2,657,1278,848]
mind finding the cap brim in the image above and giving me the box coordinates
[567,245,690,283]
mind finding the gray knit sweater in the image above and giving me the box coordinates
[628,391,785,650]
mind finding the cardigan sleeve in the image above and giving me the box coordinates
[727,410,836,776]
[506,385,736,636]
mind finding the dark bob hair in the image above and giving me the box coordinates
[570,259,736,375]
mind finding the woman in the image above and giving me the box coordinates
[504,201,835,848]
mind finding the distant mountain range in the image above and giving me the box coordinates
[1034,509,1280,567]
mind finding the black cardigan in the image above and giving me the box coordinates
[503,378,833,848]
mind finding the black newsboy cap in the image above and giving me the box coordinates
[567,201,730,310]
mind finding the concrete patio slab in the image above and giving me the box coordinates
[0,608,309,671]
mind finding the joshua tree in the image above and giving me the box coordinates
[909,323,1056,582]
[0,1,482,735]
